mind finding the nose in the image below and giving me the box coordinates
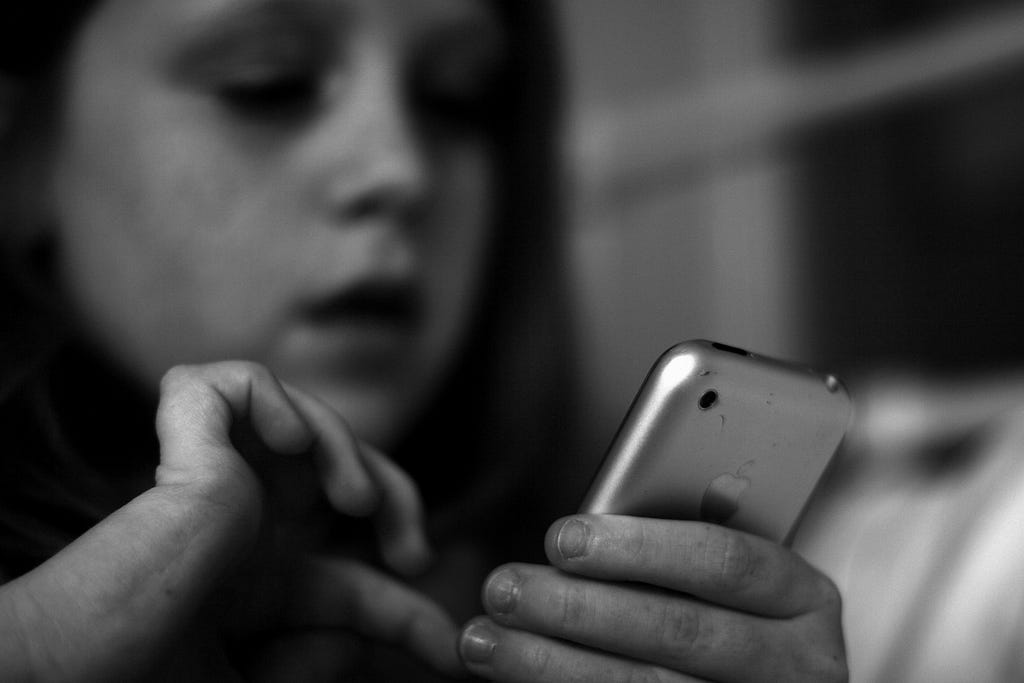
[315,60,431,227]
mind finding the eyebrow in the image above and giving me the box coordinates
[167,0,346,78]
[179,0,347,32]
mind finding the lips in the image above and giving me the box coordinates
[305,279,425,332]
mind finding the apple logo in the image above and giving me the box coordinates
[699,461,756,524]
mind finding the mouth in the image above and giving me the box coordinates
[305,279,425,333]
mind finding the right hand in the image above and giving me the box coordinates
[0,361,463,681]
[461,515,846,683]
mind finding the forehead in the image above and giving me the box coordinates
[88,0,500,46]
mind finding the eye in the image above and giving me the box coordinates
[415,83,493,130]
[218,72,321,120]
[414,61,504,133]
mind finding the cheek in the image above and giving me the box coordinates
[50,80,306,384]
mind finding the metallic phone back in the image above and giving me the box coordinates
[579,340,852,543]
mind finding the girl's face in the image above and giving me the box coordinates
[46,0,505,447]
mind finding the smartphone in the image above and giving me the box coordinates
[579,340,852,544]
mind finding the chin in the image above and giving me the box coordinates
[296,378,419,452]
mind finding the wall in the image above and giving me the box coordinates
[557,1,798,437]
[556,1,1024,443]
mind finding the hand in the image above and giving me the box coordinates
[459,515,846,682]
[0,361,462,681]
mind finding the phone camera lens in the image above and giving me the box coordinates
[698,390,719,410]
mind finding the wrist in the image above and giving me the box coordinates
[150,474,265,570]
[1,480,267,681]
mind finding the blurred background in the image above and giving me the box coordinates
[556,0,1024,441]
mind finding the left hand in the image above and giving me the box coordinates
[0,362,461,682]
[459,514,846,682]
[154,362,462,680]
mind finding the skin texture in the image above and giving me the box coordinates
[47,0,504,449]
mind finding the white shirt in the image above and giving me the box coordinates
[796,409,1024,682]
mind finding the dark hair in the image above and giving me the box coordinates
[401,0,575,544]
[1,4,96,402]
[0,0,574,573]
[0,4,97,79]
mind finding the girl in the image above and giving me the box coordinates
[0,1,845,680]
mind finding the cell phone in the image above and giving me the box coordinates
[579,340,852,544]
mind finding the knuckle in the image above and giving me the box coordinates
[705,526,760,591]
[656,601,702,662]
[523,639,554,678]
[554,582,591,632]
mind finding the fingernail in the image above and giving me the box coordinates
[557,518,591,559]
[459,622,497,664]
[486,569,520,614]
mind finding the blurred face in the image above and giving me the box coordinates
[46,0,505,447]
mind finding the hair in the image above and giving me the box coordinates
[0,0,575,574]
[405,1,578,558]
[0,5,96,80]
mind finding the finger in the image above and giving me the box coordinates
[458,617,706,683]
[157,362,314,481]
[158,363,431,574]
[271,382,430,574]
[282,388,378,517]
[545,515,837,618]
[359,444,433,576]
[284,557,464,677]
[279,388,431,574]
[481,563,785,681]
